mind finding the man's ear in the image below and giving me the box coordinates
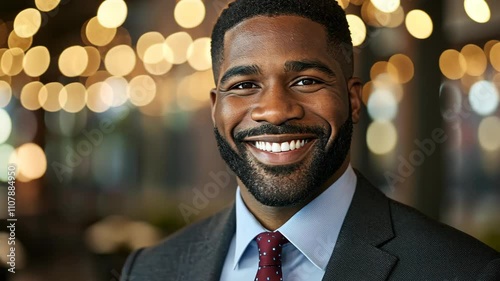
[210,88,217,125]
[347,77,363,124]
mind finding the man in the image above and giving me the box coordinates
[121,0,500,280]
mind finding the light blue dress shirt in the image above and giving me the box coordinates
[219,165,357,281]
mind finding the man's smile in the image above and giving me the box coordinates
[242,134,317,165]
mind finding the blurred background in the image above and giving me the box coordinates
[0,0,499,280]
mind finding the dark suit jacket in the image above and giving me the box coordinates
[121,173,500,280]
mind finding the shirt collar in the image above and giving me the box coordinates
[233,165,357,270]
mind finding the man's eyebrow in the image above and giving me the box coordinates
[284,60,336,78]
[219,65,261,86]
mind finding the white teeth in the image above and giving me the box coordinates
[281,142,290,152]
[254,139,309,152]
[266,142,272,152]
[272,143,281,152]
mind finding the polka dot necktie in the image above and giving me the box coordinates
[254,231,288,281]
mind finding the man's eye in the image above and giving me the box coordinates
[233,82,257,89]
[295,79,320,86]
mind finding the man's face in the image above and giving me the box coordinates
[211,15,361,207]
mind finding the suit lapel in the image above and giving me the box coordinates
[183,206,236,281]
[322,172,398,281]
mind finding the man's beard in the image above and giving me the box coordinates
[214,117,353,207]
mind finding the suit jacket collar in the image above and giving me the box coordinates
[182,171,397,281]
[183,205,236,281]
[322,171,398,280]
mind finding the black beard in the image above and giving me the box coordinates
[214,117,353,207]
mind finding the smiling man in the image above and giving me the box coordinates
[121,1,500,280]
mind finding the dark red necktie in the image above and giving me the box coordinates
[254,231,288,281]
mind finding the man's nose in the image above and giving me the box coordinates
[250,85,305,125]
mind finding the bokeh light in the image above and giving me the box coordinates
[1,47,24,76]
[59,83,87,113]
[0,144,15,182]
[97,0,128,28]
[128,75,156,107]
[0,81,12,108]
[104,76,128,107]
[8,31,32,51]
[59,46,89,77]
[21,81,43,110]
[11,143,47,181]
[464,0,491,23]
[371,0,400,13]
[370,61,398,81]
[490,42,500,72]
[338,0,350,9]
[144,44,173,75]
[35,0,61,12]
[439,49,467,80]
[405,9,433,39]
[468,80,499,116]
[85,17,117,47]
[104,45,136,77]
[346,14,366,46]
[86,82,113,113]
[39,82,64,112]
[0,108,12,144]
[478,116,500,151]
[177,70,214,111]
[174,0,206,29]
[14,8,41,38]
[165,32,193,64]
[81,46,101,77]
[367,88,398,121]
[136,32,164,62]
[388,54,414,84]
[461,44,487,76]
[187,37,212,71]
[367,121,398,155]
[23,46,50,77]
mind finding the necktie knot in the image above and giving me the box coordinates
[254,231,288,281]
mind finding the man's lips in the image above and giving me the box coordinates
[242,134,317,165]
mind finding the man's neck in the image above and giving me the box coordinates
[238,158,351,231]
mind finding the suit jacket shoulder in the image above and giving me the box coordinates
[120,206,235,281]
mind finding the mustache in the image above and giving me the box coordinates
[233,124,328,142]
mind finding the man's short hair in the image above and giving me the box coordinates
[210,0,354,83]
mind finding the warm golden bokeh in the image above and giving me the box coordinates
[0,80,11,108]
[128,75,157,107]
[105,45,136,77]
[59,46,89,77]
[97,0,128,28]
[1,47,25,76]
[23,46,50,77]
[39,82,64,112]
[13,8,41,38]
[136,32,165,62]
[104,76,128,107]
[174,0,206,29]
[439,49,467,80]
[346,14,366,46]
[388,54,414,84]
[490,42,500,72]
[11,143,47,181]
[8,31,32,51]
[405,9,433,39]
[478,116,500,151]
[21,81,43,110]
[81,46,101,77]
[85,17,117,47]
[165,32,193,65]
[371,0,400,13]
[461,44,487,76]
[60,82,87,113]
[86,82,113,112]
[367,121,398,154]
[464,0,491,23]
[35,0,61,12]
[187,37,212,71]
